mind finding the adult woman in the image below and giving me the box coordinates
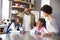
[41,5,58,35]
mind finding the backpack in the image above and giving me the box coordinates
[6,23,12,33]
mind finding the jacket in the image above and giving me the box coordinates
[18,12,36,29]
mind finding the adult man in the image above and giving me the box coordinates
[18,7,35,31]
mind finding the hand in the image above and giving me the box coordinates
[48,32,55,36]
[36,32,40,36]
[43,33,48,36]
[22,30,26,34]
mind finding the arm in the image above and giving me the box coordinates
[4,25,8,33]
[43,27,55,36]
[9,23,16,31]
[51,19,59,33]
[43,28,48,36]
[30,27,36,36]
[34,15,36,26]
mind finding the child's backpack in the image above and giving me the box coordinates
[6,23,12,33]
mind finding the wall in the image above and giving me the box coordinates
[35,0,41,11]
[50,0,60,34]
[2,0,9,20]
[35,0,41,17]
[0,0,2,20]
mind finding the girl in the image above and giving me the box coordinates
[30,18,48,36]
[4,16,23,40]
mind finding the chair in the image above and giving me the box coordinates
[0,38,2,40]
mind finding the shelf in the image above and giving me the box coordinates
[11,0,35,19]
[12,6,24,8]
[12,6,35,10]
[30,8,35,10]
[11,13,18,15]
[0,32,5,34]
[13,1,35,5]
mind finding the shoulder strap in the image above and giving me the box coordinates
[41,27,44,32]
[6,23,12,33]
[36,27,38,32]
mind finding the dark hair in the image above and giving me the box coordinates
[14,16,22,23]
[38,18,46,28]
[24,7,31,13]
[41,5,52,14]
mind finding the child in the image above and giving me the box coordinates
[4,16,23,34]
[30,18,48,36]
[4,16,23,40]
[41,5,58,35]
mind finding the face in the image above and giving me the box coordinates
[24,8,30,15]
[42,11,48,17]
[15,18,20,24]
[37,20,43,28]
